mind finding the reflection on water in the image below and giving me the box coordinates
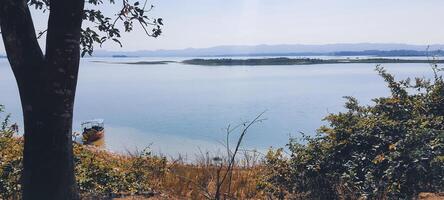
[90,137,106,148]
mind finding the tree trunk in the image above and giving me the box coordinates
[21,76,79,200]
[0,0,84,199]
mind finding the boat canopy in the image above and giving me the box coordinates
[81,119,104,129]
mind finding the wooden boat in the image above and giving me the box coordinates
[81,119,105,144]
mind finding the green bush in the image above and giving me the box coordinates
[260,66,444,199]
[74,146,167,198]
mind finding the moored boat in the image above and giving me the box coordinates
[81,119,105,144]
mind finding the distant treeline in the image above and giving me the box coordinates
[187,50,444,58]
[332,50,444,57]
[182,57,444,66]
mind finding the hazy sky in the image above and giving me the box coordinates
[1,0,444,53]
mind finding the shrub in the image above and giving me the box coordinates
[260,66,444,199]
[0,105,23,199]
[74,146,167,198]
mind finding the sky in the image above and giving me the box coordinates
[1,0,444,53]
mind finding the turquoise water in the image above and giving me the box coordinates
[0,57,435,155]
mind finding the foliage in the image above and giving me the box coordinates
[74,146,167,198]
[29,0,163,56]
[260,66,444,199]
[0,106,22,200]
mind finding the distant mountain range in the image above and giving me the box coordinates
[91,43,444,57]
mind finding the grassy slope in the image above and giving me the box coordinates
[0,135,264,199]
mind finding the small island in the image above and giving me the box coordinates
[182,57,444,66]
[111,55,129,58]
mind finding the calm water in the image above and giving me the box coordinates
[0,57,435,155]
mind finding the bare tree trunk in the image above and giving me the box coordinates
[20,79,79,200]
[0,0,84,199]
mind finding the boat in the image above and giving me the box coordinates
[81,119,105,144]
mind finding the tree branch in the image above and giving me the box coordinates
[0,0,44,79]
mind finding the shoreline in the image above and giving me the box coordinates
[181,57,444,66]
[91,57,444,66]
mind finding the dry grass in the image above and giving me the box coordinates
[161,161,264,199]
[78,145,266,199]
[418,193,444,200]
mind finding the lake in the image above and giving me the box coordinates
[0,57,436,156]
